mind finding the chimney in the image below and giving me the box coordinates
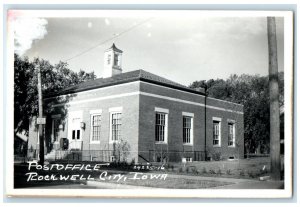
[194,87,205,94]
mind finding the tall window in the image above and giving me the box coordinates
[114,54,119,66]
[91,114,101,142]
[111,113,122,141]
[155,113,166,142]
[228,122,235,147]
[183,116,192,144]
[213,120,221,146]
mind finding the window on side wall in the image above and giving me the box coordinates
[155,113,166,142]
[154,107,169,143]
[111,112,122,142]
[228,122,235,147]
[183,116,193,144]
[91,114,101,143]
[213,119,221,146]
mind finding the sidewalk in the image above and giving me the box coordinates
[212,180,284,189]
[165,173,284,189]
[86,170,284,189]
[87,181,156,189]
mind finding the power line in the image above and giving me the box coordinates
[63,17,154,62]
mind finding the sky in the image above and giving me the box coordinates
[14,15,284,86]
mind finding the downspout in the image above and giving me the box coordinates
[204,86,207,161]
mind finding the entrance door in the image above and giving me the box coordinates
[68,113,83,150]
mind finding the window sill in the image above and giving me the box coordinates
[90,141,100,144]
[228,145,236,148]
[213,145,221,148]
[109,140,120,144]
[183,143,193,146]
[155,141,168,145]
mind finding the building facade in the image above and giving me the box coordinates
[28,44,244,163]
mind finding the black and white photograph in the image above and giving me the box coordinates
[5,9,293,198]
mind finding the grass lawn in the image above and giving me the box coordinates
[95,176,234,189]
[14,157,283,189]
[90,157,277,188]
[159,156,284,179]
[14,162,233,189]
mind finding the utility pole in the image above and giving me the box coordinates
[267,16,281,180]
[37,64,45,165]
[204,86,207,161]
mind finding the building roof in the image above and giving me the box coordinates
[105,43,123,53]
[46,69,205,98]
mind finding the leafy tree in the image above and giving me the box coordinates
[14,54,35,135]
[189,73,284,154]
[14,54,96,135]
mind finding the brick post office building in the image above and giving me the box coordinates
[28,44,244,163]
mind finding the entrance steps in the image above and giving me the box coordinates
[45,150,70,161]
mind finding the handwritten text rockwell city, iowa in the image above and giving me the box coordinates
[25,162,168,182]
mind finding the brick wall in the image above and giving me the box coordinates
[42,81,140,162]
[29,80,244,163]
[138,81,244,162]
[138,95,205,162]
[206,108,244,160]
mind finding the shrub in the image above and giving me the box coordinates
[130,159,135,166]
[165,163,170,170]
[259,168,268,175]
[248,171,256,178]
[226,169,232,175]
[239,169,245,176]
[217,168,222,175]
[113,139,131,162]
[109,161,132,170]
[170,165,174,171]
[202,167,207,174]
[255,172,261,178]
[178,167,183,173]
[191,167,198,174]
[212,152,222,161]
[209,169,216,174]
